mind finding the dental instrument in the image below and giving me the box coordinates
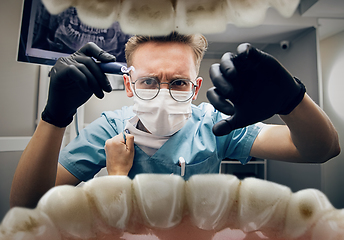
[97,62,127,75]
[123,129,130,144]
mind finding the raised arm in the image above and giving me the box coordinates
[10,43,115,208]
[10,120,65,208]
[207,43,340,164]
[250,94,340,163]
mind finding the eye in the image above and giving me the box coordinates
[143,78,155,85]
[136,77,158,89]
[171,79,191,90]
[172,79,187,86]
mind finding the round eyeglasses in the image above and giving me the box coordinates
[131,77,197,102]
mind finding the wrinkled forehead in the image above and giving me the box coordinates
[130,42,198,79]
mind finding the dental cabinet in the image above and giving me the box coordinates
[221,158,267,180]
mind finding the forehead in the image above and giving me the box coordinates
[131,41,197,78]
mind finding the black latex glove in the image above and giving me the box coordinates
[207,43,306,136]
[41,42,115,127]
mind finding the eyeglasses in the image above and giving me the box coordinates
[131,77,197,102]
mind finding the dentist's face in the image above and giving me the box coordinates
[123,41,202,100]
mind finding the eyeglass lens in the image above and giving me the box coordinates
[133,77,195,102]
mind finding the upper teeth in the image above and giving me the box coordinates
[40,0,300,35]
[75,0,121,29]
[119,0,175,36]
[1,174,343,239]
[175,0,231,34]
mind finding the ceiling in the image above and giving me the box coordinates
[203,0,344,58]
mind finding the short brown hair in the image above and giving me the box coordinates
[125,32,208,74]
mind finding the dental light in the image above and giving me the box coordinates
[328,56,344,120]
[41,0,300,35]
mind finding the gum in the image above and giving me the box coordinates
[60,215,314,240]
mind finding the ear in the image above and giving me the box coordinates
[192,77,203,100]
[123,74,134,97]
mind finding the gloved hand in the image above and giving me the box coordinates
[207,43,306,136]
[41,42,115,127]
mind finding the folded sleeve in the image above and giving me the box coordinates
[215,113,265,164]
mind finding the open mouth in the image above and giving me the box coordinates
[5,1,342,239]
[1,174,343,239]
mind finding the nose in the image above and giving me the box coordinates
[160,82,170,89]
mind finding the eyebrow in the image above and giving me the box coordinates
[136,74,191,82]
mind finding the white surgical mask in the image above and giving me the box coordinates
[132,89,192,136]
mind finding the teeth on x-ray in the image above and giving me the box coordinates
[1,174,343,240]
[41,0,301,34]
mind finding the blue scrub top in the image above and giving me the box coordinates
[59,103,264,181]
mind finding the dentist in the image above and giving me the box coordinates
[10,32,340,209]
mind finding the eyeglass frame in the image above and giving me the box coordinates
[130,77,198,102]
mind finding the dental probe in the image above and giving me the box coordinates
[122,129,130,144]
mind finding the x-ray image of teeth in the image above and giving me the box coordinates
[32,1,132,63]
